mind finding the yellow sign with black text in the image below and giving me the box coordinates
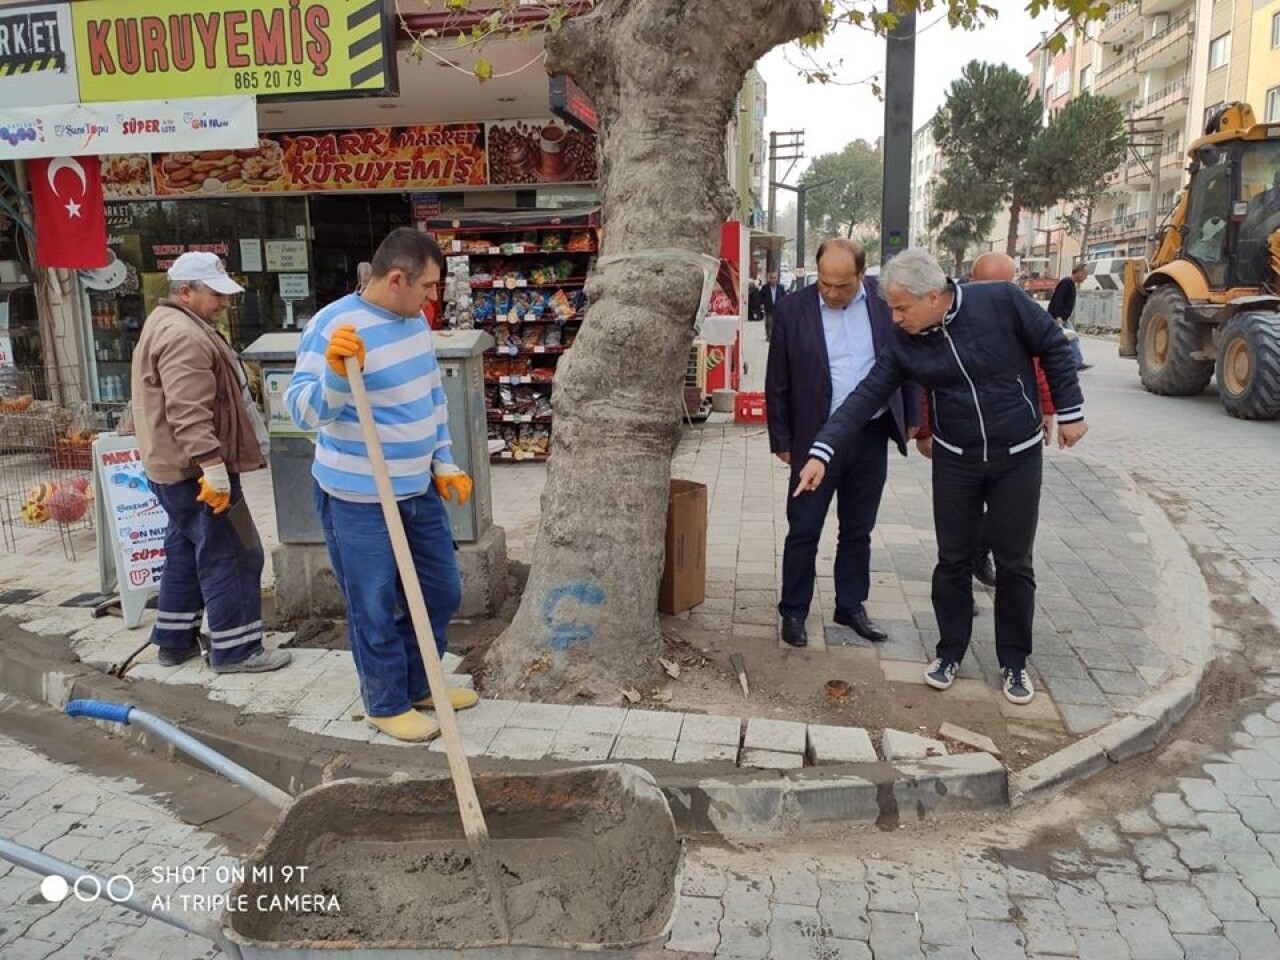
[69,0,396,102]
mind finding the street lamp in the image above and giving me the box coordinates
[770,177,833,276]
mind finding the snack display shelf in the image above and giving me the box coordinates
[470,279,587,290]
[491,450,550,462]
[487,413,553,424]
[489,345,567,356]
[459,248,596,257]
[477,314,584,325]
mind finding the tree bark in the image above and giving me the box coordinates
[1005,198,1022,257]
[485,0,824,701]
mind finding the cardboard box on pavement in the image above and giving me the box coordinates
[659,479,707,615]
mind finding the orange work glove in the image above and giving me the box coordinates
[196,461,231,514]
[325,324,366,378]
[431,462,472,506]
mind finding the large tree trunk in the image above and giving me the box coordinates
[1005,198,1022,257]
[485,0,824,700]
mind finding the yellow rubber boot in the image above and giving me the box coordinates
[413,688,479,712]
[367,709,440,742]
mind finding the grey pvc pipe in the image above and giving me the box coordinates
[64,700,292,810]
[0,837,240,958]
[128,709,293,810]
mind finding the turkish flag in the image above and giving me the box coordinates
[28,156,109,270]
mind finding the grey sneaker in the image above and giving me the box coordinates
[924,657,959,690]
[212,648,292,674]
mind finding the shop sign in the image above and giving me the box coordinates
[70,0,398,103]
[264,239,307,271]
[148,123,489,196]
[278,272,309,300]
[0,95,258,161]
[411,192,441,220]
[0,3,79,108]
[150,241,230,271]
[239,238,264,271]
[549,76,598,134]
[99,118,599,200]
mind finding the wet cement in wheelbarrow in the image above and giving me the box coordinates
[230,769,680,948]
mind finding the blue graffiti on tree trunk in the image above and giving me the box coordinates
[541,580,606,648]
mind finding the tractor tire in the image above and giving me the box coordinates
[1136,285,1213,396]
[1216,312,1280,420]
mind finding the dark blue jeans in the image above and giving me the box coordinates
[315,484,462,718]
[779,416,891,619]
[149,475,266,668]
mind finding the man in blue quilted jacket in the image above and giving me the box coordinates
[794,248,1088,706]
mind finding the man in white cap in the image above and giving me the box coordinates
[131,251,291,674]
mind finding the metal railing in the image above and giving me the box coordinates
[1133,75,1188,114]
[1132,12,1193,63]
[1105,1,1138,25]
[1098,54,1136,84]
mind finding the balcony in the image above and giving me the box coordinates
[1162,147,1187,179]
[1141,0,1185,15]
[1134,12,1193,72]
[1100,1,1143,43]
[1132,76,1189,121]
[1097,54,1141,96]
[1090,212,1153,241]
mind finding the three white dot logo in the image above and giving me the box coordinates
[40,874,134,903]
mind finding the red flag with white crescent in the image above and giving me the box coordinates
[28,156,109,270]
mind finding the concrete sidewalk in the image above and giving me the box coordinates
[0,325,1208,812]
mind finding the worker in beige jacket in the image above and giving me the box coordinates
[132,252,290,674]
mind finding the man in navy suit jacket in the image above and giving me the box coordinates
[765,238,920,648]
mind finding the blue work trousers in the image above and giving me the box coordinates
[315,484,461,718]
[149,476,266,668]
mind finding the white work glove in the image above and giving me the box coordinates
[197,461,231,514]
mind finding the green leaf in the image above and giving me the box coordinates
[474,58,493,82]
[445,0,467,10]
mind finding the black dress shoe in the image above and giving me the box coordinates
[834,608,888,642]
[780,617,808,648]
[972,554,997,588]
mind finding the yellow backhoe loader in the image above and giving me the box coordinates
[1119,103,1280,420]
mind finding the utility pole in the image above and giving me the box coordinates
[767,130,804,273]
[880,12,916,264]
[1125,115,1165,260]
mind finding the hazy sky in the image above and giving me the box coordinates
[759,0,1062,176]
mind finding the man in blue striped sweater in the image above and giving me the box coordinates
[286,229,477,743]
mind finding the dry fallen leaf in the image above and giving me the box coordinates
[659,657,681,679]
[649,690,673,703]
[621,687,642,704]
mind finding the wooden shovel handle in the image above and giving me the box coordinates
[344,355,489,843]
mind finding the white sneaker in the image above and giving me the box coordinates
[1002,667,1035,705]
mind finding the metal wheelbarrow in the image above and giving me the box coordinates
[0,699,683,959]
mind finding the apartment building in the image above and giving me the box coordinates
[1247,0,1280,122]
[1068,0,1192,261]
[909,120,942,254]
